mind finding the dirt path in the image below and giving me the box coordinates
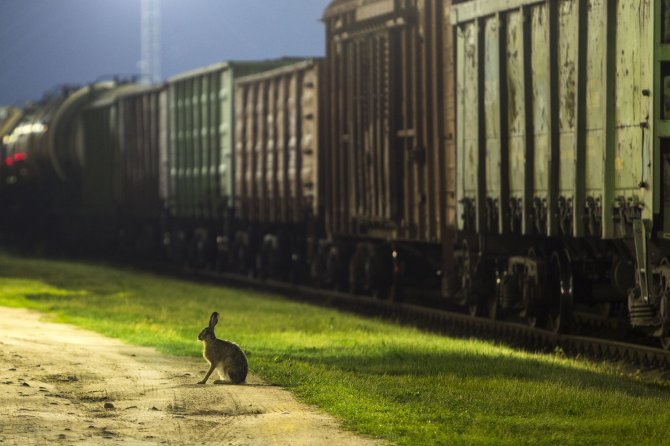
[0,307,382,445]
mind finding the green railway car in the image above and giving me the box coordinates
[450,0,670,347]
[82,84,167,254]
[166,60,299,222]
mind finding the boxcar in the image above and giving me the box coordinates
[118,86,169,256]
[233,59,324,280]
[82,84,167,255]
[450,0,670,346]
[164,59,300,265]
[322,0,459,298]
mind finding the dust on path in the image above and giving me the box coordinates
[0,307,383,445]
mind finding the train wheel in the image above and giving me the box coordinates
[311,243,328,287]
[289,252,305,285]
[366,246,390,300]
[257,235,279,280]
[468,296,486,318]
[348,247,364,295]
[387,245,404,302]
[191,227,215,269]
[232,235,252,276]
[520,249,544,328]
[326,246,346,291]
[488,265,505,320]
[547,250,574,334]
[660,269,670,350]
[171,230,188,266]
[255,251,268,280]
[460,240,485,317]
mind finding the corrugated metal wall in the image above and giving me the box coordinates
[120,87,166,222]
[452,0,654,239]
[234,60,323,224]
[81,86,166,224]
[169,67,226,221]
[323,0,455,244]
[167,60,299,221]
[82,100,119,215]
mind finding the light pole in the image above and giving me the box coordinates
[140,0,161,84]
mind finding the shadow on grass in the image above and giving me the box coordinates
[279,347,670,398]
[25,292,88,301]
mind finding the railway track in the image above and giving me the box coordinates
[168,266,670,374]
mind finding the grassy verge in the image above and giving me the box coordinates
[1,252,669,445]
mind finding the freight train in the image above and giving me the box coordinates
[1,0,669,349]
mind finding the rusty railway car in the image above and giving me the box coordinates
[233,59,325,280]
[321,0,460,298]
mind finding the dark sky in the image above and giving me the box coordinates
[0,0,331,105]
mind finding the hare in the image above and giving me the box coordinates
[197,311,248,384]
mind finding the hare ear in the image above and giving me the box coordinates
[209,312,219,329]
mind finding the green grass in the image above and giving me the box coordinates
[1,252,670,445]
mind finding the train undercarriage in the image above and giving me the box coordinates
[157,211,670,351]
[454,226,670,350]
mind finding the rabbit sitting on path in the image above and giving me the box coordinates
[197,311,248,384]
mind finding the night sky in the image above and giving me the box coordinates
[0,0,331,105]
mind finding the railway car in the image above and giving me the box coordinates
[321,0,461,299]
[233,59,325,281]
[1,82,139,243]
[450,0,670,347]
[321,0,453,295]
[163,59,302,266]
[81,84,168,255]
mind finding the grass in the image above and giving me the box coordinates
[1,251,670,445]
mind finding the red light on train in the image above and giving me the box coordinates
[4,157,13,167]
[13,152,26,162]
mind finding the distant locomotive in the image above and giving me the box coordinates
[2,0,670,350]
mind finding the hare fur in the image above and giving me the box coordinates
[197,312,248,384]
